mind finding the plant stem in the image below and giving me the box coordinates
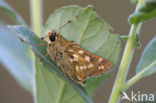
[108,0,144,102]
[108,24,138,103]
[29,0,42,103]
[124,61,156,89]
[30,0,43,35]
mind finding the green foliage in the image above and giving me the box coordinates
[0,0,26,25]
[36,60,87,103]
[129,0,156,24]
[1,0,156,102]
[0,25,33,92]
[0,0,31,93]
[136,37,156,77]
[39,5,121,102]
[8,6,121,103]
[41,6,121,96]
[8,25,92,103]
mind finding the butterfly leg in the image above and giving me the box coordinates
[40,35,49,41]
[40,43,48,46]
[46,43,53,56]
[39,37,48,46]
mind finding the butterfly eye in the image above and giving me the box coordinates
[49,33,56,42]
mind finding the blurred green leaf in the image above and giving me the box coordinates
[41,5,121,96]
[136,36,156,77]
[0,24,33,92]
[0,0,26,25]
[7,25,91,103]
[129,0,156,24]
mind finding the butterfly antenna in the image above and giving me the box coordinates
[58,20,71,31]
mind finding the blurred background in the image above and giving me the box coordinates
[0,0,156,103]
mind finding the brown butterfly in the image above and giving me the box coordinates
[41,20,113,86]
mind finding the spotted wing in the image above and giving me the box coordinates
[62,42,113,85]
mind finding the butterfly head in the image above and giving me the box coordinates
[47,30,59,43]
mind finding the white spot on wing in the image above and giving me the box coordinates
[76,65,79,71]
[85,56,90,62]
[73,54,79,61]
[83,65,87,69]
[88,63,94,68]
[98,58,103,62]
[98,65,105,69]
[80,66,83,70]
[78,50,84,54]
[69,49,74,52]
[69,59,73,62]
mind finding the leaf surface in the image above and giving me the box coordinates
[8,6,121,103]
[41,5,121,95]
[0,25,33,92]
[8,25,91,103]
[136,37,156,77]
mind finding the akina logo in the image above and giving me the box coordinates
[121,91,155,102]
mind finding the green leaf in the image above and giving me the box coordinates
[41,5,121,96]
[36,60,87,103]
[129,0,156,24]
[136,36,156,77]
[8,6,121,103]
[0,0,26,25]
[0,24,33,92]
[7,25,91,103]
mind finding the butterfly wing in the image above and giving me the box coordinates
[60,42,113,85]
[58,49,87,85]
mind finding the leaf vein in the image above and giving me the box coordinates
[82,22,102,41]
